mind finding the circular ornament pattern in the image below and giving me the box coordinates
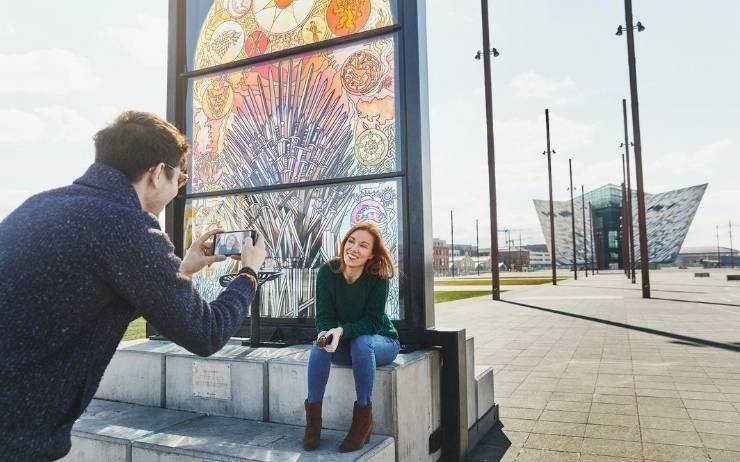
[301,16,328,44]
[253,0,315,34]
[340,50,382,95]
[244,30,271,57]
[209,21,245,64]
[326,0,371,36]
[222,0,252,18]
[355,128,389,166]
[202,79,234,120]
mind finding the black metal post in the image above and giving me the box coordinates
[568,159,578,280]
[731,220,735,269]
[450,210,455,277]
[479,0,501,300]
[621,182,629,274]
[581,185,588,278]
[717,225,722,268]
[622,99,637,283]
[621,155,630,277]
[545,109,557,285]
[589,201,597,274]
[476,219,480,276]
[623,0,650,297]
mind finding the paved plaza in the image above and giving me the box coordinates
[436,268,740,461]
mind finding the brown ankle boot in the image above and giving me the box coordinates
[303,400,322,450]
[339,402,373,452]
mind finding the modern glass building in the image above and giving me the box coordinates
[533,183,707,270]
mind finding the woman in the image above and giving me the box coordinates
[216,234,240,255]
[303,221,399,452]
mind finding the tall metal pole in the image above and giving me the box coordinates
[622,99,637,283]
[581,185,588,278]
[479,0,500,299]
[476,219,480,276]
[450,210,455,277]
[545,109,557,285]
[717,224,721,268]
[621,155,630,277]
[568,159,578,280]
[623,0,650,297]
[730,220,735,269]
[589,202,597,275]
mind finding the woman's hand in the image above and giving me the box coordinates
[179,229,227,277]
[323,326,343,353]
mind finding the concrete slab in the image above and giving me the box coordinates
[60,399,202,462]
[475,366,495,420]
[132,415,395,462]
[96,339,186,407]
[165,342,272,420]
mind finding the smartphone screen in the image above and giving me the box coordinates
[212,230,256,257]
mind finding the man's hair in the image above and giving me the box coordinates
[94,111,189,182]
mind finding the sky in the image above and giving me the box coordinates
[1,1,738,251]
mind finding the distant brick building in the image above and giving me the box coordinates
[433,238,450,276]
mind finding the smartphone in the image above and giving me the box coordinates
[212,229,258,257]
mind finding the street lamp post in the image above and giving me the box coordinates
[544,109,557,285]
[621,99,637,283]
[717,224,722,269]
[617,0,650,297]
[730,220,735,269]
[581,185,588,278]
[477,0,501,300]
[589,201,597,274]
[621,154,631,278]
[476,219,480,276]
[568,159,578,280]
[450,210,455,277]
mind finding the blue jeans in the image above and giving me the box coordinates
[306,334,401,406]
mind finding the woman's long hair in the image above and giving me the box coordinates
[334,221,395,279]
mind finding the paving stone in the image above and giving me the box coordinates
[706,448,740,462]
[580,455,642,462]
[593,394,636,405]
[531,420,585,437]
[590,402,638,415]
[638,415,695,432]
[700,433,740,451]
[635,388,681,398]
[539,410,589,424]
[642,428,703,447]
[683,399,737,411]
[692,420,740,436]
[514,448,580,462]
[500,417,536,433]
[523,433,583,452]
[584,423,641,442]
[637,396,685,408]
[588,413,639,427]
[641,443,711,461]
[581,437,643,459]
[499,407,542,420]
[595,387,634,396]
[549,392,592,403]
[545,400,591,413]
[638,404,690,419]
[687,409,740,423]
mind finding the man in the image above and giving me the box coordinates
[0,111,266,461]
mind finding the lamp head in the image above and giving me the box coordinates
[636,21,646,32]
[474,50,481,60]
[491,48,500,57]
[616,25,624,36]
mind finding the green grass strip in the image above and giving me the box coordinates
[123,317,146,341]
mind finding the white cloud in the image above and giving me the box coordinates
[509,72,587,105]
[0,110,46,144]
[97,15,168,68]
[34,106,96,145]
[0,49,102,95]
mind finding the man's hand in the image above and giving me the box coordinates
[323,326,343,353]
[179,229,227,278]
[241,232,267,273]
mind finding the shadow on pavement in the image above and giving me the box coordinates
[465,422,512,462]
[652,296,740,308]
[563,284,708,295]
[503,300,740,353]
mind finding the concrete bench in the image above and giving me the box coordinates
[728,275,740,281]
[695,272,710,277]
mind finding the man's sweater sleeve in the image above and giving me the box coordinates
[98,217,255,357]
[315,265,338,333]
[340,278,389,339]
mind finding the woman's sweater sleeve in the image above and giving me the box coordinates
[315,265,338,333]
[340,278,389,339]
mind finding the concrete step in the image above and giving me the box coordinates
[60,399,202,462]
[132,414,395,462]
[63,399,394,462]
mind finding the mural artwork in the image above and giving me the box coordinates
[185,1,403,320]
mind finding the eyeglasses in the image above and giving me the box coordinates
[163,163,189,188]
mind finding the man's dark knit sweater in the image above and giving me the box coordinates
[0,163,256,461]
